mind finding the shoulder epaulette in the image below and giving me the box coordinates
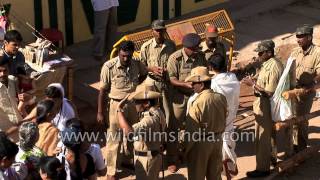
[142,39,153,48]
[171,49,183,61]
[104,58,117,68]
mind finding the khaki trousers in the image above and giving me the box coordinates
[105,99,138,176]
[92,7,117,57]
[253,97,276,171]
[134,154,162,180]
[187,140,223,180]
[166,91,188,164]
[293,94,313,151]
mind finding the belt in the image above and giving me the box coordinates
[111,98,122,102]
[134,150,160,157]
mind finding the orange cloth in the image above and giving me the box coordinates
[36,122,59,156]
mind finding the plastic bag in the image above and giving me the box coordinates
[270,57,294,122]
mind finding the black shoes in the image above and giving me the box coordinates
[246,170,270,178]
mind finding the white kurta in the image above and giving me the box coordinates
[211,72,240,177]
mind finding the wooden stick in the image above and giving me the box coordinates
[266,146,320,179]
[275,110,320,131]
[278,145,320,171]
[282,88,315,100]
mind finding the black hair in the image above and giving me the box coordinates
[16,66,27,75]
[0,57,9,66]
[149,99,158,107]
[0,132,19,159]
[208,54,227,72]
[69,144,83,180]
[4,30,23,43]
[204,80,211,89]
[45,86,63,99]
[118,40,135,52]
[36,99,55,124]
[65,118,82,129]
[39,156,66,180]
[62,124,83,179]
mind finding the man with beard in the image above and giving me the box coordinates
[0,56,23,142]
[200,24,226,63]
[166,33,207,172]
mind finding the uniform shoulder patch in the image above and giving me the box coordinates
[170,49,183,61]
[290,47,301,57]
[142,39,153,48]
[104,58,117,68]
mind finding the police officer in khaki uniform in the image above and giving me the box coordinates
[290,24,320,152]
[200,24,226,62]
[184,66,227,180]
[117,84,166,180]
[140,19,176,126]
[97,41,148,179]
[166,33,207,172]
[243,40,284,178]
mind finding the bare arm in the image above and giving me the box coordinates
[23,107,37,121]
[97,88,107,124]
[242,77,273,97]
[253,84,274,97]
[170,77,192,89]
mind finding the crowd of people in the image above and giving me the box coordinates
[0,30,106,179]
[95,18,240,179]
[0,5,319,180]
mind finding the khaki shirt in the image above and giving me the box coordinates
[0,76,22,141]
[167,49,207,95]
[200,41,226,61]
[291,44,320,87]
[253,57,283,114]
[140,38,176,68]
[140,38,176,89]
[100,56,148,99]
[187,89,227,133]
[132,107,166,152]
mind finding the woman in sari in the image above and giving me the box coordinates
[35,99,60,156]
